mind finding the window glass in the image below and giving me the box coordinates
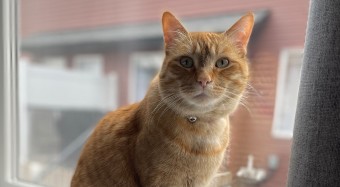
[18,1,309,186]
[272,49,303,138]
[129,52,163,102]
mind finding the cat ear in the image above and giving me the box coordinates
[225,12,255,54]
[162,11,188,46]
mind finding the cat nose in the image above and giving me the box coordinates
[197,78,212,88]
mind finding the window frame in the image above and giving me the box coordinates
[0,0,43,186]
[272,48,304,139]
[128,51,164,103]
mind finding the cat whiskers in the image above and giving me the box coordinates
[151,92,176,115]
[212,85,250,113]
[155,96,183,126]
[148,95,175,125]
[245,83,262,97]
[222,92,252,115]
[147,87,184,127]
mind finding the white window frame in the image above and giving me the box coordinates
[272,48,304,139]
[128,51,163,103]
[1,0,42,186]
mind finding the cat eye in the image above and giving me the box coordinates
[215,58,230,68]
[180,56,194,68]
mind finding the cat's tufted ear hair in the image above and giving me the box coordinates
[162,11,188,46]
[225,12,254,54]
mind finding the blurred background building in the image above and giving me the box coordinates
[18,0,309,186]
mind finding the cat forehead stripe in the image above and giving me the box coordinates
[191,37,218,66]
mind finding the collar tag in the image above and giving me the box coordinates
[187,116,197,123]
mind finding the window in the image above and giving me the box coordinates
[18,59,118,186]
[272,49,304,138]
[129,52,163,103]
[1,0,309,186]
[1,1,30,186]
[2,1,118,186]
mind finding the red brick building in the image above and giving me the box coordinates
[20,0,309,186]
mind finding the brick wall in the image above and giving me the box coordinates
[229,51,293,186]
[21,0,309,43]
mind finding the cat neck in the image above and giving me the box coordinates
[138,78,230,154]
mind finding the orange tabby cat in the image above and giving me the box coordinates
[71,11,254,187]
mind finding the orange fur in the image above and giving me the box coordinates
[71,11,254,187]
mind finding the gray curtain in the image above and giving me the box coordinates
[287,1,340,186]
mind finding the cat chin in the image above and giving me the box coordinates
[185,98,219,113]
[176,105,216,116]
[184,97,241,115]
[188,98,217,107]
[164,94,238,117]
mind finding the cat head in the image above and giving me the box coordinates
[158,11,254,115]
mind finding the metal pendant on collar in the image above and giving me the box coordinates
[187,116,197,123]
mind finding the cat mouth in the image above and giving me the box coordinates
[193,92,211,101]
[179,90,217,106]
[180,91,220,112]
